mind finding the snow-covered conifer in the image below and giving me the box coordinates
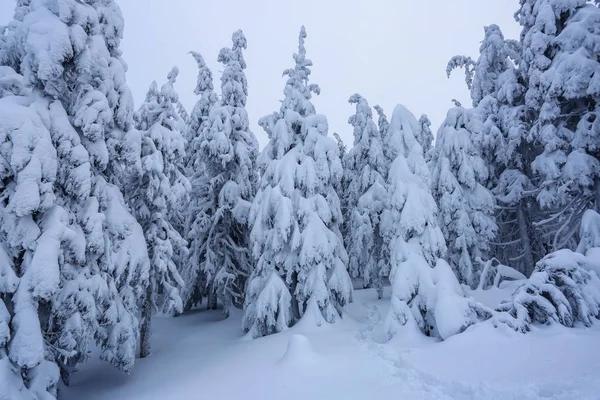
[492,1,600,331]
[430,107,498,287]
[0,66,61,399]
[181,51,219,309]
[182,31,258,316]
[343,94,388,297]
[132,67,189,357]
[523,2,600,249]
[0,1,150,389]
[243,27,352,338]
[449,23,545,276]
[333,131,349,242]
[380,104,448,339]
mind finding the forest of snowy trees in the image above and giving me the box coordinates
[1,0,600,398]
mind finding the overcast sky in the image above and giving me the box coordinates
[1,0,521,148]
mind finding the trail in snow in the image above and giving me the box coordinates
[350,292,600,400]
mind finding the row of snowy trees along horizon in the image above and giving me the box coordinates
[1,0,600,398]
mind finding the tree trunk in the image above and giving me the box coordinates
[376,275,383,300]
[518,202,535,277]
[290,272,300,321]
[139,285,152,358]
[206,283,218,310]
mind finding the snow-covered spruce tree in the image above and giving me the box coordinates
[522,1,600,250]
[0,66,61,399]
[333,131,349,244]
[132,67,189,358]
[430,106,498,288]
[1,0,150,389]
[243,26,352,338]
[343,94,388,298]
[381,104,445,338]
[381,105,490,340]
[181,51,219,310]
[182,31,258,316]
[448,24,545,276]
[417,114,434,163]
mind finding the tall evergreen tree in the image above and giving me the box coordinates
[181,51,219,309]
[381,104,447,339]
[132,67,189,358]
[243,27,352,338]
[181,31,258,316]
[343,94,388,298]
[430,107,498,287]
[0,0,149,395]
[448,24,545,276]
[522,1,600,249]
[0,66,62,399]
[333,131,349,244]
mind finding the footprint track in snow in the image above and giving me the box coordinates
[350,299,546,400]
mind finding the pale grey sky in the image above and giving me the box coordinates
[1,0,520,148]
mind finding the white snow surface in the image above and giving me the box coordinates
[61,288,600,400]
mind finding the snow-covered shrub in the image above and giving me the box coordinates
[433,260,493,340]
[384,258,492,341]
[495,249,600,332]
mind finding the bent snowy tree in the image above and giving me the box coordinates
[495,249,600,332]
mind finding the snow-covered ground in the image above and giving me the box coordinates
[62,288,600,400]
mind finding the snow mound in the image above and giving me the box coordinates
[277,334,320,367]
